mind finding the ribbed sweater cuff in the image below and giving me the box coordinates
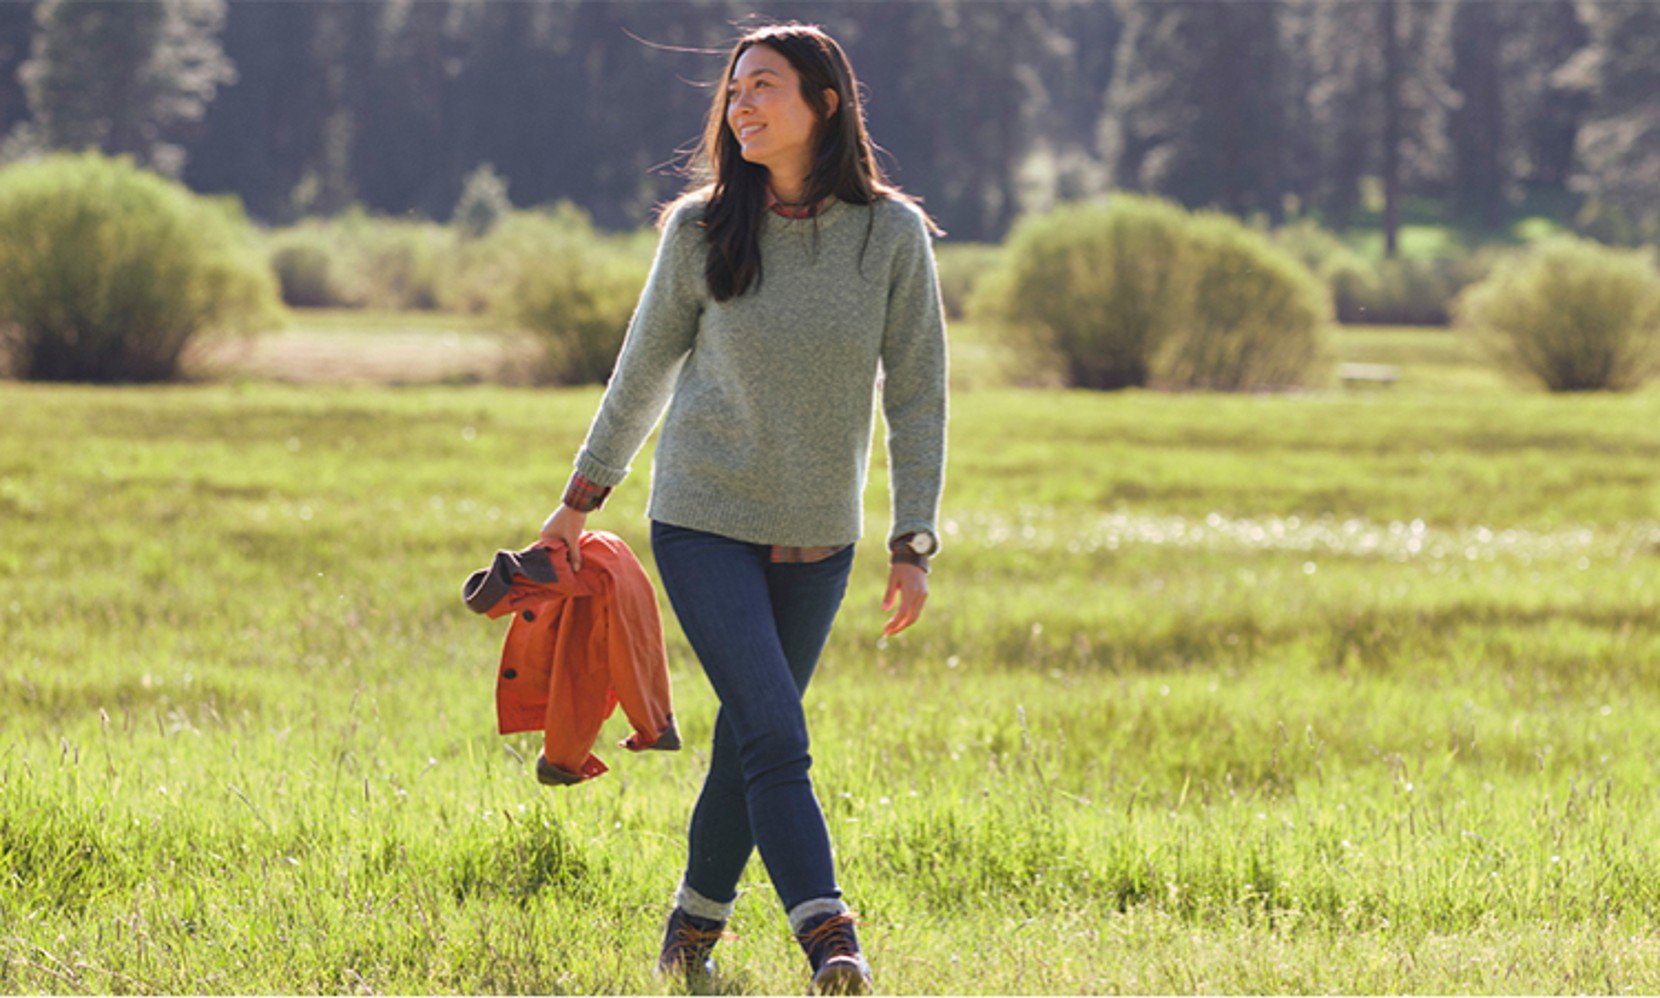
[573,447,629,489]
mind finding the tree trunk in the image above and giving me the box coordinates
[1381,0,1401,259]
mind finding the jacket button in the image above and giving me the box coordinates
[503,669,517,680]
[521,610,535,621]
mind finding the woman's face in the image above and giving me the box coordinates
[725,44,837,179]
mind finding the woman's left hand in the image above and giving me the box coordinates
[881,563,929,636]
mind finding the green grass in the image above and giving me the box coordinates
[1340,224,1466,261]
[3,325,1659,992]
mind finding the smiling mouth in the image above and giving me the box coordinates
[738,124,766,140]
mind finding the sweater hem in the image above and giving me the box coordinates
[647,486,862,548]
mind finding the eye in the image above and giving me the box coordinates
[727,80,768,99]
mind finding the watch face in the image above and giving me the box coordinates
[909,533,935,555]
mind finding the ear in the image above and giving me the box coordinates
[823,87,839,118]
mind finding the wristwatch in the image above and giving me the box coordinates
[890,531,936,572]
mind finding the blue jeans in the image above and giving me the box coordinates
[649,519,855,918]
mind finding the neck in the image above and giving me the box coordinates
[766,172,811,206]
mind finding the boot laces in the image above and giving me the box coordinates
[798,910,864,963]
[671,922,739,953]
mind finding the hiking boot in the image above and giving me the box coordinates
[654,905,735,983]
[793,910,872,995]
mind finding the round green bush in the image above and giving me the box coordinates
[971,193,1328,391]
[260,208,472,312]
[933,242,1004,321]
[0,151,283,382]
[1160,210,1331,391]
[436,202,601,316]
[493,219,646,386]
[266,231,345,308]
[1272,217,1493,326]
[1271,217,1368,280]
[332,207,448,311]
[1334,254,1489,326]
[969,194,1198,389]
[1451,235,1660,392]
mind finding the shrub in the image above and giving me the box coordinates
[0,151,283,383]
[435,201,601,316]
[255,198,634,319]
[1451,235,1660,392]
[1332,254,1491,326]
[453,162,513,239]
[933,242,1004,320]
[1158,210,1331,391]
[969,194,1198,389]
[265,227,346,308]
[1270,217,1368,284]
[491,213,646,385]
[1271,217,1494,326]
[971,193,1328,391]
[1574,197,1653,248]
[332,207,449,311]
[261,207,452,311]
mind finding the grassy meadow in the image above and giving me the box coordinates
[2,316,1658,993]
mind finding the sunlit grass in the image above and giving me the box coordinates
[1340,224,1466,261]
[3,337,1659,991]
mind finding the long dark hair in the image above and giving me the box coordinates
[654,21,945,303]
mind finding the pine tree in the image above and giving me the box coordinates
[1100,0,1296,223]
[1510,1,1591,192]
[18,0,235,177]
[178,1,321,221]
[0,4,34,137]
[1379,0,1457,256]
[1275,0,1454,243]
[1561,0,1660,243]
[1446,0,1592,234]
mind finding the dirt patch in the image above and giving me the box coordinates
[184,325,543,386]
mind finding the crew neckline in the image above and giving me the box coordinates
[762,195,847,232]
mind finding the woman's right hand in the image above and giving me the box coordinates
[540,504,587,574]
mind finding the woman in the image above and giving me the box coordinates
[539,21,947,996]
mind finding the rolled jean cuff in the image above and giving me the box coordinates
[676,879,737,922]
[787,895,850,934]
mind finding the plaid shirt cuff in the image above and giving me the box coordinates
[562,471,612,513]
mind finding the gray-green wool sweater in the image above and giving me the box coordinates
[572,193,948,556]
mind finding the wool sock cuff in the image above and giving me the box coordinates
[676,880,737,923]
[787,895,850,935]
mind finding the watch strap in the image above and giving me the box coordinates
[889,532,931,573]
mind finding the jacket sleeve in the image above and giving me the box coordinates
[572,200,706,489]
[879,206,949,558]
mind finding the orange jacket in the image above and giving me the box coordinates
[462,530,679,785]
